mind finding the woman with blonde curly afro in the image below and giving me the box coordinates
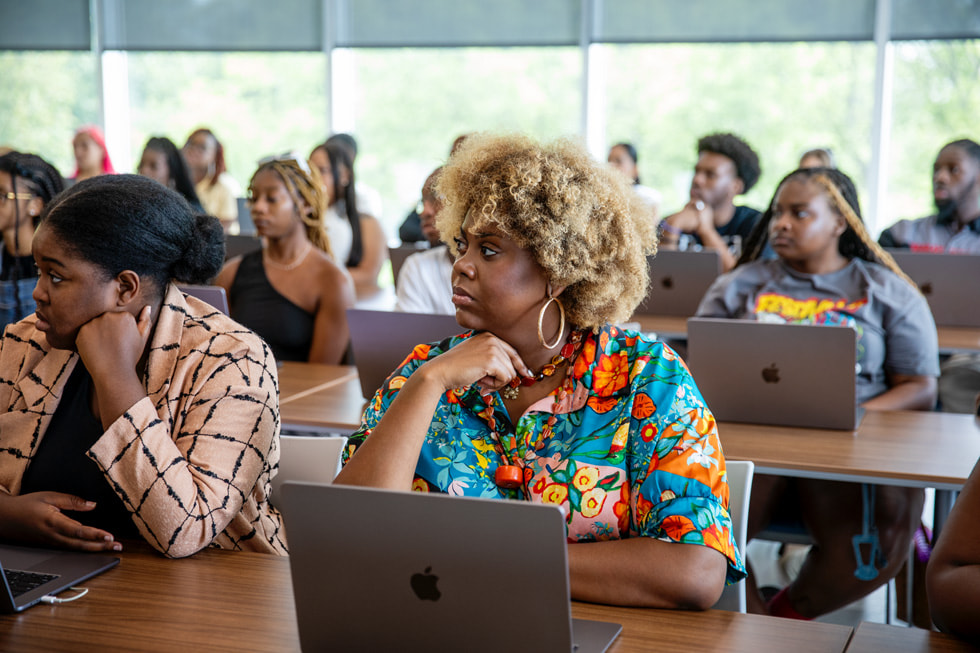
[337,133,744,609]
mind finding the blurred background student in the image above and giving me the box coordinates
[69,125,115,186]
[183,127,242,232]
[137,136,203,212]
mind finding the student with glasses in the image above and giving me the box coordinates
[215,154,354,365]
[0,152,65,329]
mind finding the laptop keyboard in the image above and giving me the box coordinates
[4,568,58,597]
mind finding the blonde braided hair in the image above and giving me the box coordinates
[252,158,334,259]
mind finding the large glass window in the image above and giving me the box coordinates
[884,40,980,228]
[120,51,328,188]
[346,47,582,234]
[0,51,98,176]
[599,42,877,218]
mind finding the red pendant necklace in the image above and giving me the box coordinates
[482,330,584,493]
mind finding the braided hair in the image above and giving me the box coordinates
[251,158,334,259]
[737,167,917,290]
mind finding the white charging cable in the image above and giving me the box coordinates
[40,587,89,604]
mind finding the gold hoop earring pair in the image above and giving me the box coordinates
[537,284,565,350]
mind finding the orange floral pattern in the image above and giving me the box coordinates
[345,324,745,585]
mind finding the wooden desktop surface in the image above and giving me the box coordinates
[277,361,358,405]
[846,621,976,653]
[632,315,980,353]
[0,546,854,653]
[276,365,980,492]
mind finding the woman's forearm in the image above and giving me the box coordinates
[568,538,728,609]
[333,370,446,490]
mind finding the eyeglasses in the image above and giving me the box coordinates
[416,195,444,214]
[0,192,33,204]
[257,152,313,178]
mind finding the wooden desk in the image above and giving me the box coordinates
[0,547,853,652]
[632,314,980,353]
[280,372,365,433]
[719,411,980,492]
[277,361,358,404]
[846,621,976,653]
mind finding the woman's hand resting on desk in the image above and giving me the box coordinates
[414,331,532,396]
[0,492,122,552]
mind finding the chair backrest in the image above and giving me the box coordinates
[271,435,347,505]
[389,243,429,287]
[178,284,230,315]
[713,459,754,612]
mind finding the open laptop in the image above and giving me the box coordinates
[686,317,863,430]
[886,250,980,327]
[0,544,118,613]
[346,308,462,400]
[178,284,230,315]
[635,250,722,316]
[279,482,621,653]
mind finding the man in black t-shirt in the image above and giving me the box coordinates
[660,132,763,271]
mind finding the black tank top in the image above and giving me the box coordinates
[228,250,315,362]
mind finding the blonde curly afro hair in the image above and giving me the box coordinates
[435,132,658,330]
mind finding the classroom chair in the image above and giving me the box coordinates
[714,460,754,612]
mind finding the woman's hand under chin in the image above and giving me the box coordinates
[417,331,532,396]
[75,305,154,379]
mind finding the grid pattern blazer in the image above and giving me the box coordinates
[0,284,287,557]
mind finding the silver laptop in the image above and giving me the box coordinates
[178,284,230,315]
[0,544,118,613]
[686,317,863,430]
[346,308,462,400]
[635,250,722,317]
[886,250,980,327]
[279,482,622,653]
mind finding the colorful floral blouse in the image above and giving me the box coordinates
[344,324,745,584]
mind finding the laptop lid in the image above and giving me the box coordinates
[178,284,230,315]
[346,308,462,400]
[635,250,722,317]
[886,250,980,327]
[0,544,119,613]
[279,482,621,653]
[686,317,862,430]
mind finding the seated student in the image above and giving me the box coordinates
[216,155,354,365]
[927,454,980,643]
[398,134,471,243]
[309,142,388,298]
[0,152,65,329]
[0,174,286,558]
[607,141,662,212]
[658,133,763,272]
[138,136,204,213]
[394,167,453,315]
[69,125,115,185]
[878,138,980,254]
[336,133,744,610]
[697,167,939,618]
[325,133,384,220]
[183,128,243,233]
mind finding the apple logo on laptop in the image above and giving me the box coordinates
[661,276,674,289]
[410,566,441,601]
[919,281,933,296]
[762,363,780,384]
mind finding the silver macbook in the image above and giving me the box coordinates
[279,482,621,653]
[686,317,863,430]
[635,250,722,317]
[0,544,119,613]
[346,308,462,400]
[886,250,980,327]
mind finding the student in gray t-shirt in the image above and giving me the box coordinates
[695,167,939,621]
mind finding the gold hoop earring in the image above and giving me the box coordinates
[537,285,565,350]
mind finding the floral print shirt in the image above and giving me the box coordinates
[344,324,745,584]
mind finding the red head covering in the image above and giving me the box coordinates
[73,125,116,177]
